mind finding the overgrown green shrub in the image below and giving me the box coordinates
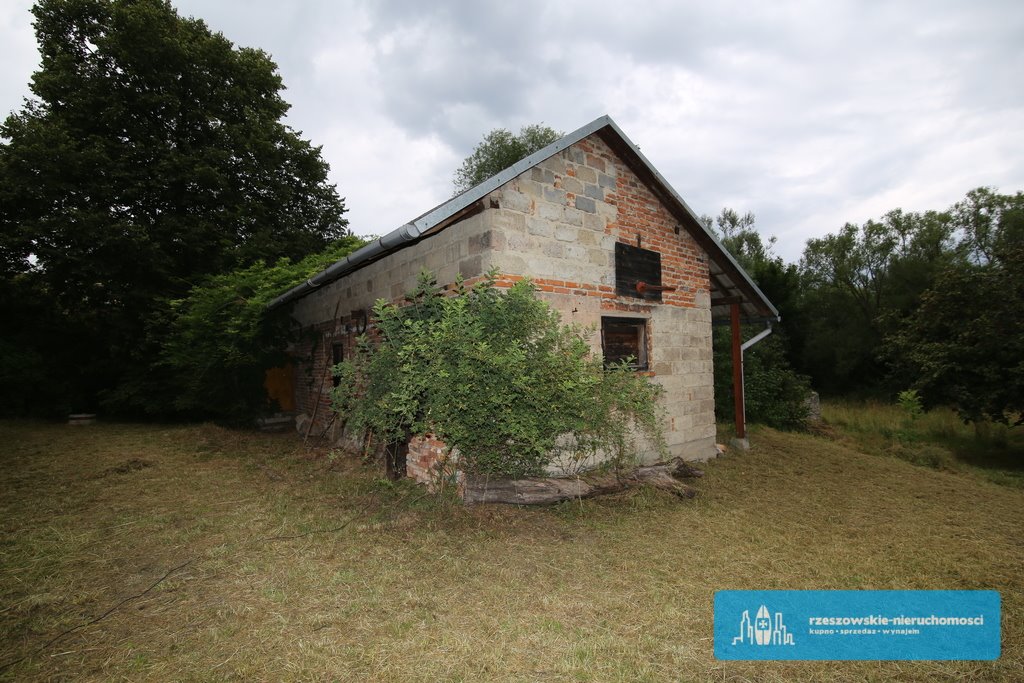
[713,329,811,430]
[331,272,667,478]
[159,235,367,420]
[896,389,924,420]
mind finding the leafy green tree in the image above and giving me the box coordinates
[159,236,366,420]
[452,124,562,194]
[885,190,1024,425]
[887,247,1023,426]
[952,187,1024,265]
[710,189,1019,414]
[797,208,955,395]
[0,0,347,414]
[332,272,666,478]
[707,209,810,429]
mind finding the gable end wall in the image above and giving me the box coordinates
[289,132,717,475]
[482,134,716,464]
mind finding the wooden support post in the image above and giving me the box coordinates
[730,302,745,440]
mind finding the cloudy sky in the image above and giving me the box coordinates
[2,0,1023,262]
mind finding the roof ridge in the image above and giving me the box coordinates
[267,115,778,322]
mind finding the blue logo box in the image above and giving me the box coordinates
[714,590,1000,660]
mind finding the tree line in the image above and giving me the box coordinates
[1,2,1020,429]
[711,188,1023,427]
[1,0,353,418]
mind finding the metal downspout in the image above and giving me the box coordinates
[734,321,774,448]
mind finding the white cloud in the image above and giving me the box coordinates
[2,0,1022,263]
[0,1,36,110]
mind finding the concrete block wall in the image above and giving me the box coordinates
[289,130,718,476]
[289,212,491,440]
[481,134,716,462]
[291,211,491,326]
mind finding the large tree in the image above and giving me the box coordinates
[452,124,562,194]
[797,208,955,395]
[159,235,367,420]
[885,191,1024,425]
[887,247,1023,426]
[0,0,347,414]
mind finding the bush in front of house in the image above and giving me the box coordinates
[330,271,667,478]
[713,328,812,431]
[159,236,367,420]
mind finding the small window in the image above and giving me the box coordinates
[331,342,344,388]
[602,317,648,370]
[615,242,662,301]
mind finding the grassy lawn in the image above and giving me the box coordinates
[1,419,1022,681]
[822,401,1024,489]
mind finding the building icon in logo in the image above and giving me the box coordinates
[732,605,795,646]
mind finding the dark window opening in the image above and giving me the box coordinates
[602,316,649,370]
[331,342,344,388]
[615,241,662,301]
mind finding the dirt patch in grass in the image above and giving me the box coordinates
[94,458,155,479]
[1,420,1022,681]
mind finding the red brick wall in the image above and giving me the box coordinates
[407,434,451,488]
[290,317,358,440]
[579,137,711,310]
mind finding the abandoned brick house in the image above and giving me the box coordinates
[267,115,778,483]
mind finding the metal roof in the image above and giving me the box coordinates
[268,115,779,322]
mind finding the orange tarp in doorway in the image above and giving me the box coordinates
[264,364,295,412]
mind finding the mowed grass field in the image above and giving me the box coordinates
[1,418,1022,681]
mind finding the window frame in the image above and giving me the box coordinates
[331,342,344,388]
[601,316,650,371]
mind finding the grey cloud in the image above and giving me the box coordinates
[2,0,1022,261]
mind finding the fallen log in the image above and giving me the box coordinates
[463,458,703,505]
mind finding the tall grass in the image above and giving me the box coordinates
[822,400,1022,487]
